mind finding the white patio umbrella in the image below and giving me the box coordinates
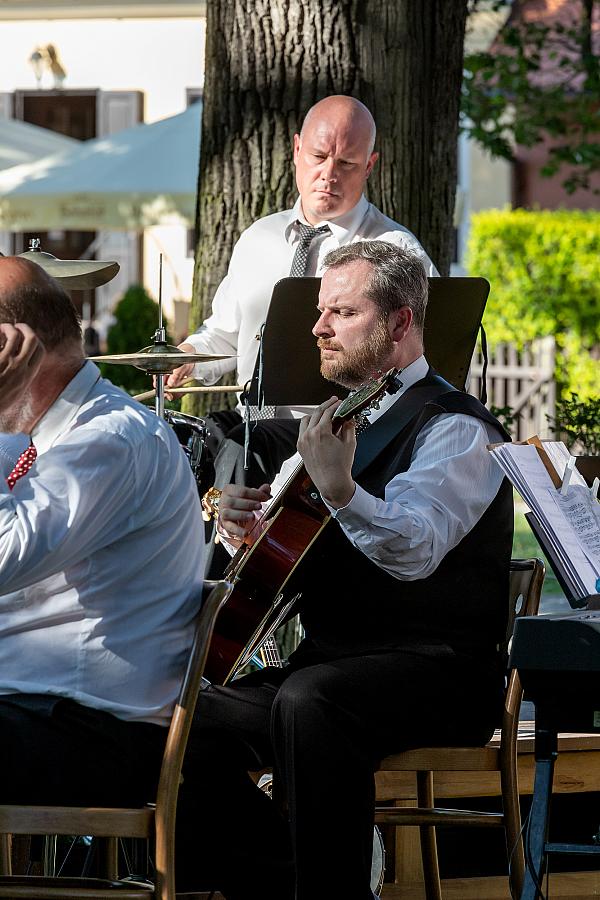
[0,103,202,231]
[0,118,78,171]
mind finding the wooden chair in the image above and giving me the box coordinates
[0,579,233,900]
[374,557,545,900]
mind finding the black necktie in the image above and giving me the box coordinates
[289,223,330,277]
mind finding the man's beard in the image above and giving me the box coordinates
[0,388,34,433]
[318,317,394,389]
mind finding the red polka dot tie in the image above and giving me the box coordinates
[6,444,37,491]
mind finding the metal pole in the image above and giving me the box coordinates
[155,373,165,419]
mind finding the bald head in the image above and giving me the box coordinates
[300,96,376,155]
[0,257,82,352]
[293,95,379,224]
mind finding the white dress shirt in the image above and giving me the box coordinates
[269,356,505,581]
[185,195,438,407]
[0,362,205,726]
[0,432,28,478]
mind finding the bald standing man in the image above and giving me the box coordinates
[166,96,438,494]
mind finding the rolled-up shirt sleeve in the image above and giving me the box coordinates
[185,270,241,385]
[326,413,505,581]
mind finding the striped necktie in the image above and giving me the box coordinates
[289,223,330,277]
[6,443,37,490]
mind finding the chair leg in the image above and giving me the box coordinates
[416,770,443,900]
[0,835,11,876]
[42,835,57,876]
[501,741,525,898]
[99,837,120,880]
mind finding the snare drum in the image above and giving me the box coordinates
[164,410,214,496]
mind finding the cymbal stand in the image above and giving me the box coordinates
[153,255,167,419]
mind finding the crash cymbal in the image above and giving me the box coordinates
[90,345,234,374]
[18,239,119,289]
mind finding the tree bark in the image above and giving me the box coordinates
[187,0,468,415]
[355,0,468,275]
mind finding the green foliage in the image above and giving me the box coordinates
[547,393,600,455]
[467,209,600,397]
[99,284,172,394]
[489,404,518,437]
[462,1,600,193]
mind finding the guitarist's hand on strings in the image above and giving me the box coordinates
[217,483,272,542]
[298,396,357,510]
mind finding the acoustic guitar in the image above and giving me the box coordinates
[203,368,402,684]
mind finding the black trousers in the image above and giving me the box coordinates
[0,694,166,808]
[176,641,502,899]
[205,411,300,488]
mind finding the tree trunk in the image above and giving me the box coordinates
[355,0,468,276]
[187,0,468,415]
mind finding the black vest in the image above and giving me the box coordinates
[297,370,514,660]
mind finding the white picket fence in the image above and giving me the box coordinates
[468,336,556,441]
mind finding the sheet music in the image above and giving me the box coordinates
[551,485,600,573]
[490,442,598,599]
[542,441,588,486]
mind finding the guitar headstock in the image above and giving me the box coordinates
[332,368,402,424]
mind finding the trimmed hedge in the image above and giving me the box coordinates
[466,209,600,398]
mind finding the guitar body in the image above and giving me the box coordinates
[203,368,402,685]
[204,467,330,684]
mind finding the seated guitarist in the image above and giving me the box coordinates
[177,241,513,900]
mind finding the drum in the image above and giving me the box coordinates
[163,410,214,496]
[371,824,385,896]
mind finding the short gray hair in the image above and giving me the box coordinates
[322,240,428,330]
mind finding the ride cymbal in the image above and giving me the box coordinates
[14,239,119,289]
[89,346,234,374]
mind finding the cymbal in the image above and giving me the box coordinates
[89,347,234,374]
[17,242,120,290]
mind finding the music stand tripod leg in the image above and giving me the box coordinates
[521,724,558,900]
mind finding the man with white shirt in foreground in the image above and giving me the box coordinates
[175,241,513,900]
[166,94,438,487]
[0,257,204,808]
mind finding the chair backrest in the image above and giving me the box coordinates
[153,580,233,896]
[501,558,545,749]
[507,558,545,645]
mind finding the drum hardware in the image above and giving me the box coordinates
[89,255,233,418]
[162,409,215,495]
[201,486,222,522]
[7,237,121,290]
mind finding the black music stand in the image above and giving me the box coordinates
[247,276,490,407]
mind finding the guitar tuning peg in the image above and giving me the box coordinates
[387,371,403,394]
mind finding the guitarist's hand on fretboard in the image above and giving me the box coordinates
[298,396,357,510]
[217,482,272,542]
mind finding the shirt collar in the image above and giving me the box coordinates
[366,355,429,423]
[31,360,102,454]
[285,195,370,246]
